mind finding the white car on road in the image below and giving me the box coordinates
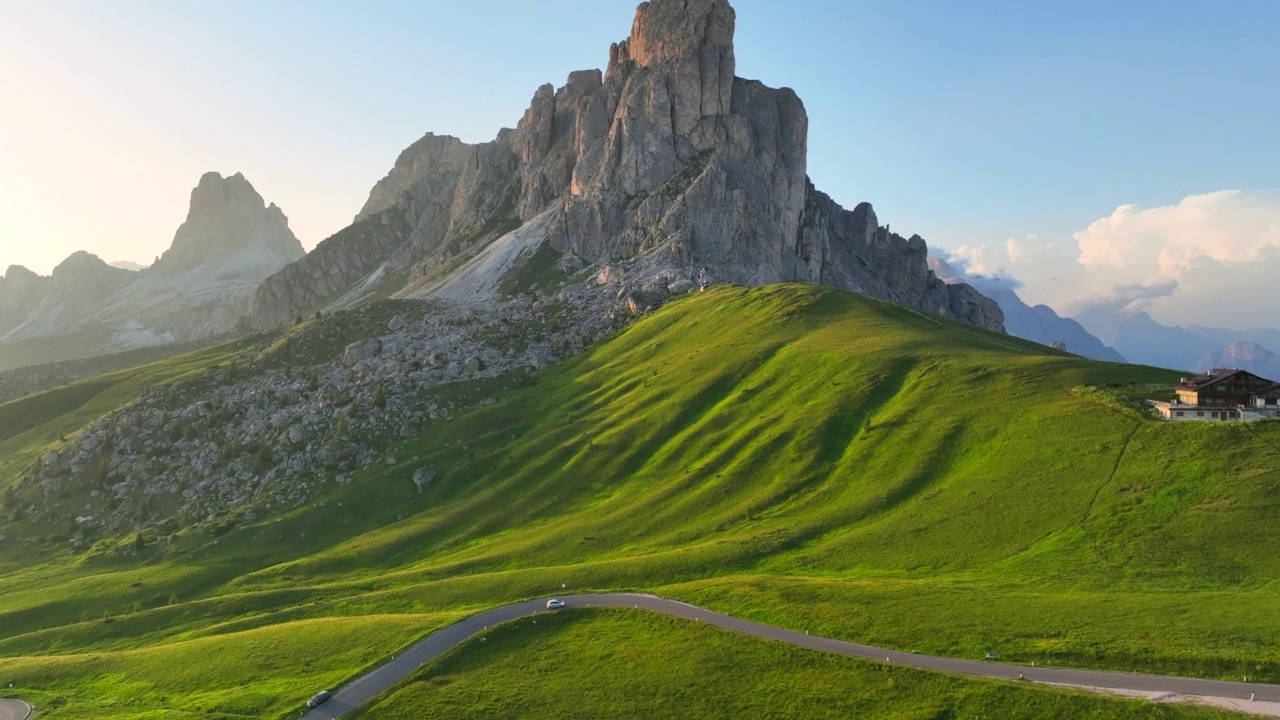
[546,599,566,609]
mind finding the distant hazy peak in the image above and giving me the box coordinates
[53,250,113,274]
[1192,340,1280,379]
[4,264,40,282]
[153,171,304,273]
[1199,340,1277,364]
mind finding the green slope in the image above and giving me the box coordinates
[1,284,1279,718]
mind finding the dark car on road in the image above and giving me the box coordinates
[308,691,332,708]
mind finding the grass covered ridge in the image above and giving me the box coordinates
[2,284,1279,717]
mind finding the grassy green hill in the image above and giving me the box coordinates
[2,284,1279,718]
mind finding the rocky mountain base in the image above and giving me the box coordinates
[14,265,687,544]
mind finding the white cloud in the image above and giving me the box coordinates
[1075,190,1280,279]
[938,190,1280,330]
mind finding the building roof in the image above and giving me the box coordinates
[1178,368,1278,392]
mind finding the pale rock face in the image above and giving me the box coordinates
[154,172,303,273]
[343,338,382,366]
[246,0,1004,333]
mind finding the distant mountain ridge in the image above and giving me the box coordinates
[928,257,1123,362]
[1074,308,1280,375]
[0,172,303,371]
[0,253,136,340]
[1193,341,1280,379]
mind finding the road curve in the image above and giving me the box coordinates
[0,699,32,720]
[302,593,1280,718]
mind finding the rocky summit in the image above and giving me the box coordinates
[249,0,1003,332]
[153,171,302,274]
[0,173,304,371]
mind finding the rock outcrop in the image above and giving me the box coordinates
[246,0,1003,332]
[247,208,411,329]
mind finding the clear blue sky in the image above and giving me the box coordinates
[2,0,1277,277]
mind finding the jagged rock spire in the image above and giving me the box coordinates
[154,172,302,273]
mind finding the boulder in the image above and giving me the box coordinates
[668,279,695,294]
[343,338,382,365]
[413,466,436,493]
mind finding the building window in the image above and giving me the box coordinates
[1198,411,1205,417]
[1176,411,1184,417]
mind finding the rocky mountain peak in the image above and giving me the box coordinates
[4,265,40,283]
[610,0,735,119]
[249,0,1004,333]
[191,170,255,208]
[2,172,310,366]
[154,172,304,274]
[0,264,48,318]
[52,250,111,275]
[49,251,134,298]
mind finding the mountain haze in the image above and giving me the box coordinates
[0,173,303,371]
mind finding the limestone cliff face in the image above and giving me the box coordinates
[546,0,808,281]
[248,208,412,329]
[801,189,1003,330]
[247,0,1003,332]
[354,133,518,265]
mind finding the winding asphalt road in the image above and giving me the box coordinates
[301,593,1280,718]
[0,699,32,720]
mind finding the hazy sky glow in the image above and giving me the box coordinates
[2,1,1278,324]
